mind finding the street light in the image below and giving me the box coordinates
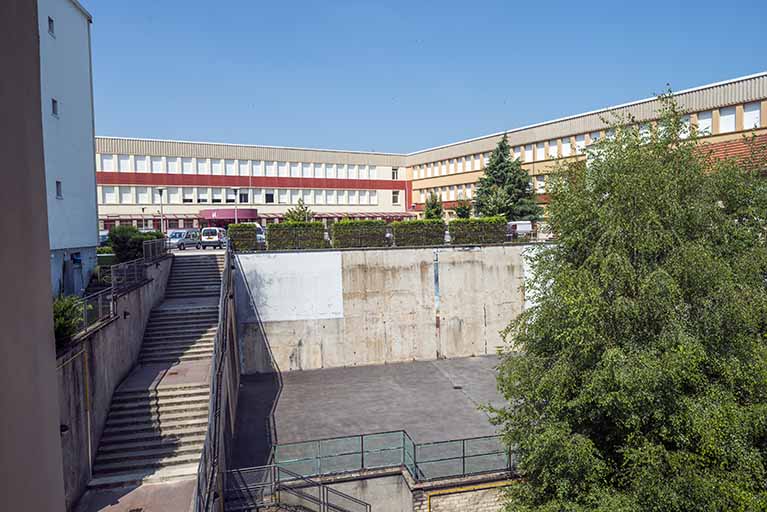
[156,187,165,233]
[231,188,239,224]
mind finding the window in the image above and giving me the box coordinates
[48,17,55,36]
[561,138,571,157]
[197,188,209,203]
[359,165,368,179]
[473,155,481,171]
[441,161,448,175]
[118,155,130,172]
[449,186,455,200]
[302,163,313,178]
[575,134,586,153]
[548,140,558,159]
[370,190,378,205]
[239,160,250,176]
[134,156,147,172]
[225,160,236,176]
[55,180,62,199]
[536,142,545,161]
[100,154,114,172]
[168,187,181,204]
[137,187,150,203]
[315,163,325,179]
[151,156,163,173]
[226,189,236,203]
[639,123,651,139]
[513,147,521,160]
[369,166,377,179]
[392,168,399,180]
[744,102,761,129]
[680,115,691,139]
[348,165,358,179]
[326,190,337,204]
[449,159,456,174]
[182,158,194,174]
[197,158,209,174]
[290,163,300,177]
[239,190,250,203]
[120,186,132,204]
[524,145,533,162]
[719,106,736,133]
[167,158,179,173]
[51,98,59,117]
[278,189,289,204]
[392,190,400,205]
[535,175,546,194]
[183,188,194,203]
[265,190,275,204]
[359,190,369,205]
[265,161,277,176]
[302,189,314,204]
[337,165,347,179]
[315,189,325,204]
[152,188,163,204]
[103,186,117,204]
[211,188,222,203]
[337,190,347,205]
[482,154,490,167]
[590,131,601,143]
[212,159,223,175]
[252,161,264,176]
[697,111,712,135]
[348,190,358,204]
[278,161,288,177]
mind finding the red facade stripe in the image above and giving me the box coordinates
[95,172,407,191]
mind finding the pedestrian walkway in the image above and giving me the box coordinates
[76,252,225,512]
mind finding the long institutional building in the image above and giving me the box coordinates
[96,72,767,231]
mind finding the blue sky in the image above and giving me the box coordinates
[86,0,766,153]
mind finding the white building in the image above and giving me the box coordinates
[38,0,98,296]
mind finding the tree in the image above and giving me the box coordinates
[492,96,767,511]
[454,196,472,218]
[424,191,443,219]
[474,133,542,221]
[283,198,314,222]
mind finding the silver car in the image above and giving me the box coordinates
[168,229,201,250]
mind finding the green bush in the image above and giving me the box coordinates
[267,222,327,250]
[108,226,163,262]
[96,246,113,254]
[53,295,86,347]
[332,219,390,248]
[448,216,507,245]
[228,223,264,252]
[392,219,446,247]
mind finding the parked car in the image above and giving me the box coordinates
[168,229,201,250]
[201,227,227,249]
[98,230,110,246]
[507,221,534,240]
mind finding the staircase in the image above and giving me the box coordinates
[164,253,225,299]
[87,253,225,489]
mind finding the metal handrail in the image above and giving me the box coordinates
[142,237,169,262]
[110,258,147,293]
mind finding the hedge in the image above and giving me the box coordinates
[332,219,390,248]
[228,223,264,252]
[108,226,163,262]
[392,219,446,247]
[448,217,507,245]
[267,221,327,250]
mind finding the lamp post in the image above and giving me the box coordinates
[156,187,165,233]
[232,188,239,224]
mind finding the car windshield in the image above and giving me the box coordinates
[169,232,183,239]
[202,229,217,236]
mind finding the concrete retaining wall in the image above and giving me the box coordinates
[237,245,528,373]
[56,257,171,510]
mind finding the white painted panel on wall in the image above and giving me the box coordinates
[101,154,114,171]
[744,102,761,129]
[240,252,344,322]
[697,111,712,135]
[135,156,148,172]
[118,155,131,172]
[182,158,194,174]
[719,106,736,133]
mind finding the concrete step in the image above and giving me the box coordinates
[139,353,213,364]
[96,441,205,464]
[102,417,208,437]
[109,400,209,419]
[139,348,214,360]
[106,409,209,429]
[99,429,208,448]
[144,319,218,330]
[144,325,217,336]
[113,385,210,401]
[164,292,221,299]
[93,452,203,475]
[88,463,200,489]
[142,335,215,345]
[141,340,214,351]
[98,434,207,454]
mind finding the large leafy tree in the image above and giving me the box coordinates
[424,191,444,219]
[493,97,767,511]
[474,133,542,220]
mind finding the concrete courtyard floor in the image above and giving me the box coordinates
[231,355,504,468]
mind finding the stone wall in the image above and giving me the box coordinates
[57,257,171,510]
[236,245,531,373]
[413,485,505,512]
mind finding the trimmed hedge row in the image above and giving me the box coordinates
[392,219,446,247]
[266,221,327,250]
[228,223,264,251]
[448,216,507,245]
[332,219,390,248]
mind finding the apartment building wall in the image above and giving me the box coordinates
[39,0,98,295]
[0,0,66,509]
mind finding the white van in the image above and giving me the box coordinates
[200,227,227,249]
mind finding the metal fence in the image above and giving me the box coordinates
[72,287,114,334]
[109,258,147,293]
[224,465,370,512]
[143,237,169,262]
[272,430,512,483]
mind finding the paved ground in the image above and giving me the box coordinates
[75,479,196,512]
[231,355,503,467]
[117,359,211,392]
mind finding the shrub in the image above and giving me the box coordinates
[96,246,113,254]
[53,295,86,347]
[267,222,326,250]
[228,223,264,252]
[108,226,163,262]
[392,219,446,247]
[332,219,390,248]
[449,216,507,245]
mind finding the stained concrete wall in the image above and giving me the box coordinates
[327,474,413,512]
[237,245,528,373]
[57,257,171,510]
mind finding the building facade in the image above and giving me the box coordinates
[40,0,98,296]
[96,72,767,229]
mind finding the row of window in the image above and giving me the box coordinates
[97,154,400,181]
[417,175,547,203]
[413,102,763,179]
[99,186,396,206]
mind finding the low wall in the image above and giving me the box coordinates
[236,245,529,373]
[57,256,171,510]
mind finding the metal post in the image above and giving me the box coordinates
[360,435,364,470]
[462,439,466,476]
[157,187,165,234]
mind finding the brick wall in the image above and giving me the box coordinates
[412,485,505,512]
